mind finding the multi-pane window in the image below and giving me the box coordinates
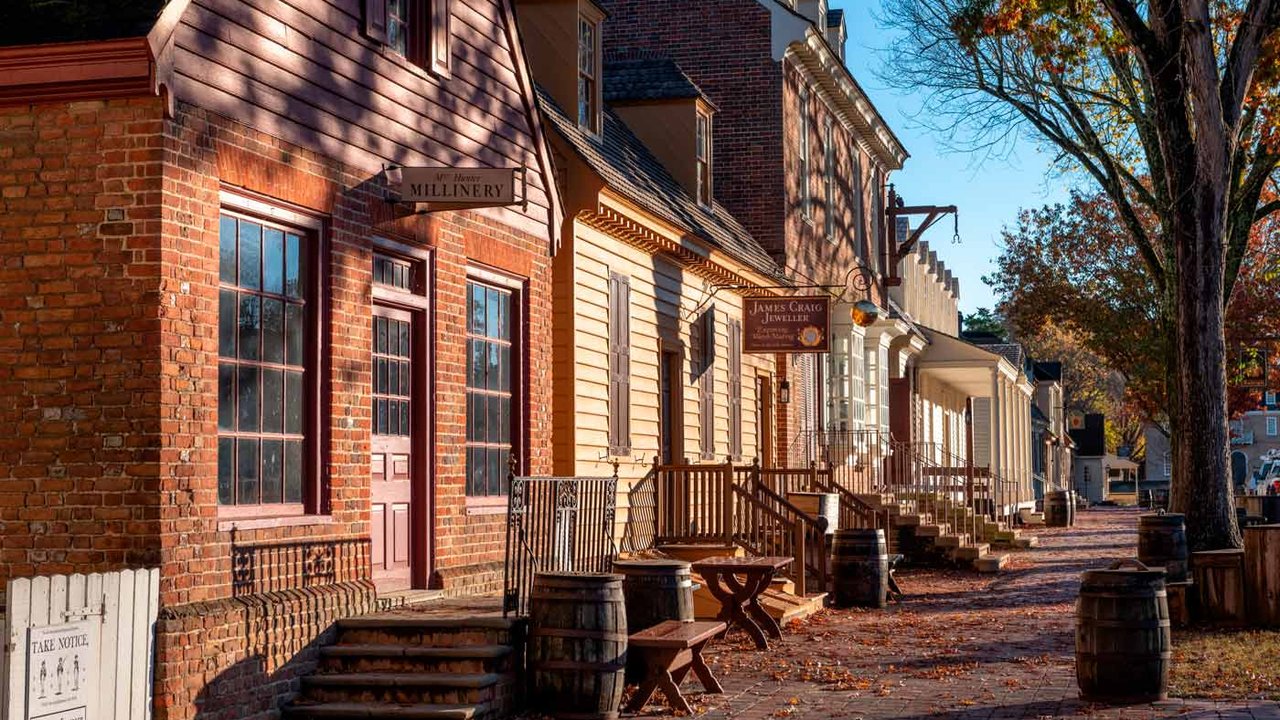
[878,346,890,436]
[799,87,811,219]
[826,335,850,431]
[1269,416,1278,437]
[217,213,309,507]
[466,281,516,496]
[850,346,866,431]
[373,314,411,436]
[823,119,835,240]
[696,112,712,207]
[387,0,409,56]
[577,15,599,132]
[366,0,450,76]
[852,152,865,248]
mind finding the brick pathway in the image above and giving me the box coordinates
[623,507,1279,720]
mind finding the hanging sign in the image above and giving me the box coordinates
[743,296,831,353]
[26,620,97,720]
[393,167,523,210]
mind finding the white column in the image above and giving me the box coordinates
[990,371,1003,481]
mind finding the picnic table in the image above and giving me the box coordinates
[691,555,792,650]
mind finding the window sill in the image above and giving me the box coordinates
[218,514,335,533]
[466,497,509,516]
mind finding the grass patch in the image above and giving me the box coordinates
[1169,628,1280,700]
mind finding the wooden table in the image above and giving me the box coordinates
[691,556,793,650]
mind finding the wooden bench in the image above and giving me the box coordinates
[625,620,726,714]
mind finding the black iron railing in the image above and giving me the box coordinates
[502,469,619,616]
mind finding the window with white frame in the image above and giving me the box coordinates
[577,12,600,133]
[1162,452,1171,478]
[878,346,890,436]
[798,86,811,220]
[826,333,850,431]
[696,111,712,207]
[849,345,870,427]
[1269,416,1278,437]
[823,118,835,240]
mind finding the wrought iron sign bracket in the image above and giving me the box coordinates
[885,183,959,286]
[683,263,874,320]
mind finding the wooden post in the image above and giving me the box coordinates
[722,462,735,547]
[1245,525,1280,627]
[652,456,664,543]
[793,521,807,596]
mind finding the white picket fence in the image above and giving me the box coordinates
[1,568,159,720]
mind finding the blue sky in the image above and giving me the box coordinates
[835,1,1073,313]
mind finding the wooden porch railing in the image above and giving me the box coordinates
[647,459,827,595]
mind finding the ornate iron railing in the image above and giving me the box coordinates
[502,470,619,617]
[229,532,370,597]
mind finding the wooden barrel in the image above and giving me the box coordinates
[529,572,627,720]
[1137,512,1189,583]
[1191,549,1247,627]
[1045,490,1074,527]
[612,559,694,632]
[831,528,888,609]
[1076,560,1171,703]
[787,492,839,535]
[1245,525,1280,627]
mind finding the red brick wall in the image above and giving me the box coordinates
[600,1,892,461]
[0,96,166,580]
[0,95,553,720]
[599,0,785,262]
[150,102,554,719]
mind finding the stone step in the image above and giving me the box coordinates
[893,513,923,527]
[1013,536,1038,549]
[284,702,490,720]
[299,672,507,706]
[953,543,990,561]
[335,617,520,649]
[319,644,512,676]
[915,524,950,538]
[975,554,1011,573]
[934,533,968,549]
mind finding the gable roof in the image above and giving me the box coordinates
[537,86,782,279]
[0,0,164,46]
[603,58,707,104]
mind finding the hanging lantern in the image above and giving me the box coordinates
[850,300,880,327]
[778,380,791,405]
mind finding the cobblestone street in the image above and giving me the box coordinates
[627,508,1280,720]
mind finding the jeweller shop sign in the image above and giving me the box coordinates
[743,296,831,353]
[26,620,97,720]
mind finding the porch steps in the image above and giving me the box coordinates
[975,553,1011,573]
[690,572,826,625]
[283,615,521,720]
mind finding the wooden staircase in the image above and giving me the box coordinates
[853,492,1030,574]
[283,614,522,720]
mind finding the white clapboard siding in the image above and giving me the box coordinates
[4,568,159,720]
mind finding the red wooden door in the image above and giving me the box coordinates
[371,305,416,590]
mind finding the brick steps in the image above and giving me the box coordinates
[283,702,489,720]
[300,673,508,705]
[285,614,521,720]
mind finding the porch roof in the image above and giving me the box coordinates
[915,326,1003,396]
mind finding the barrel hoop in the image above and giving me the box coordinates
[1077,652,1172,660]
[531,592,625,602]
[531,627,629,641]
[534,659,627,672]
[549,713,620,720]
[1078,619,1171,629]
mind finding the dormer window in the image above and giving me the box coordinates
[365,0,451,77]
[577,13,601,133]
[696,111,712,207]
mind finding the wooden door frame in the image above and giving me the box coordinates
[659,343,685,465]
[757,373,775,468]
[372,238,434,589]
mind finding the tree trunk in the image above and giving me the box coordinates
[1167,194,1243,552]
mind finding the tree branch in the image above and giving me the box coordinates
[1221,0,1280,132]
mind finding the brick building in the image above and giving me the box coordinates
[597,0,912,464]
[0,0,559,717]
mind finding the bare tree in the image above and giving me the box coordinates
[882,0,1280,549]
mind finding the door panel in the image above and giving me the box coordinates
[371,305,416,591]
